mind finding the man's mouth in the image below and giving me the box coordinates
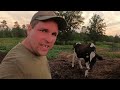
[40,44,49,49]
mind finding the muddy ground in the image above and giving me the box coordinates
[0,51,120,79]
[49,52,120,79]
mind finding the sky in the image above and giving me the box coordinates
[0,11,120,36]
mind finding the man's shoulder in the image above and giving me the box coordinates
[2,43,32,63]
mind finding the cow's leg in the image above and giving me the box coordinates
[78,58,83,69]
[85,61,90,77]
[85,52,95,77]
[85,61,90,70]
[85,69,89,77]
[72,49,76,67]
[90,52,95,62]
[89,52,96,70]
[90,58,96,69]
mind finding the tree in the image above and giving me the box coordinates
[80,26,90,43]
[21,24,27,37]
[11,21,26,37]
[114,34,120,43]
[55,11,84,43]
[86,14,107,44]
[0,20,12,38]
[0,20,9,30]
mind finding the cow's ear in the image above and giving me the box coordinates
[88,43,91,47]
[90,43,95,48]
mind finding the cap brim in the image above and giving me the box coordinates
[36,16,67,31]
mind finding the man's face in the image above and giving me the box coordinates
[27,20,58,56]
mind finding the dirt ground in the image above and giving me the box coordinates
[49,52,120,79]
[0,51,120,79]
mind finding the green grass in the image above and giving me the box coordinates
[47,45,72,59]
[0,38,24,52]
[96,45,120,59]
[47,44,120,59]
[0,38,120,59]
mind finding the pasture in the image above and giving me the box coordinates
[0,38,120,79]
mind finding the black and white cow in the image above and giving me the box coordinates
[72,42,104,77]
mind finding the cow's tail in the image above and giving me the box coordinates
[96,54,104,60]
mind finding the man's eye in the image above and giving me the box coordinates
[52,33,57,36]
[39,29,47,32]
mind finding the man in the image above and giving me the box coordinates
[0,11,67,79]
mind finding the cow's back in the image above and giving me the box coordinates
[74,43,92,58]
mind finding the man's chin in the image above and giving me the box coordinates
[38,52,48,56]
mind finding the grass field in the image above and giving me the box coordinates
[0,38,24,52]
[0,38,120,59]
[47,45,73,59]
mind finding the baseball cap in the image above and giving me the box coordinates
[30,11,67,30]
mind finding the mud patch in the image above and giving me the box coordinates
[49,52,120,79]
[0,51,120,79]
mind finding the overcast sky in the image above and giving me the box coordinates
[0,11,120,36]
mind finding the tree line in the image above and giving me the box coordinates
[0,11,120,44]
[0,20,27,38]
[55,11,120,44]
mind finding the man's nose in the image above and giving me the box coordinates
[46,35,54,43]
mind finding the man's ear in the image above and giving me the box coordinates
[27,24,32,35]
